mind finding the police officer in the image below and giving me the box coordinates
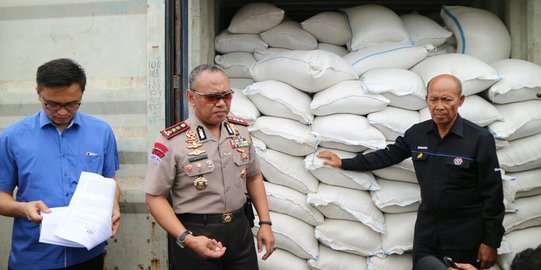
[144,64,275,270]
[319,74,504,270]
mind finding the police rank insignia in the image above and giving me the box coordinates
[161,121,189,139]
[194,176,208,190]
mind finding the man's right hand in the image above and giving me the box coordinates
[184,234,226,259]
[22,200,50,223]
[317,150,342,168]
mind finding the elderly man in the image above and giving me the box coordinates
[319,74,504,270]
[144,64,275,270]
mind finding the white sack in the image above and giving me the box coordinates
[310,80,389,116]
[315,219,382,256]
[215,52,255,78]
[368,254,413,270]
[410,53,500,96]
[254,211,318,259]
[312,114,387,152]
[344,43,428,76]
[253,48,289,61]
[497,133,541,172]
[228,2,284,34]
[257,247,309,270]
[214,30,268,54]
[489,100,541,141]
[361,68,427,110]
[250,116,317,156]
[260,21,318,50]
[400,13,452,47]
[371,179,420,214]
[316,43,348,57]
[420,95,502,127]
[343,4,409,51]
[301,12,351,46]
[368,107,420,141]
[308,183,385,233]
[308,244,368,270]
[251,50,358,93]
[244,80,313,124]
[230,78,254,91]
[264,181,324,226]
[229,91,260,124]
[485,59,541,104]
[256,148,319,194]
[441,6,511,63]
[372,157,417,183]
[381,212,417,255]
[503,195,541,232]
[504,169,541,201]
[305,147,380,191]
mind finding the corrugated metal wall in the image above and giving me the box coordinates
[0,0,168,268]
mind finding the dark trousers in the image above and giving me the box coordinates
[64,253,104,270]
[412,211,481,269]
[172,209,258,270]
[9,253,104,270]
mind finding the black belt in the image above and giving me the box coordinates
[177,207,244,225]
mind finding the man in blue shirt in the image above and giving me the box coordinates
[0,58,120,269]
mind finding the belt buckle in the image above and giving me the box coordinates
[222,212,233,223]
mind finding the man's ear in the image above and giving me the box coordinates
[458,95,465,107]
[186,89,195,106]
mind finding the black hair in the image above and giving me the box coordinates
[188,64,226,91]
[36,58,86,92]
[510,245,541,270]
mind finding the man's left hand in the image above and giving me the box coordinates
[477,243,497,269]
[257,224,275,260]
[111,203,121,237]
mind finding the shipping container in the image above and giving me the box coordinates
[1,0,540,269]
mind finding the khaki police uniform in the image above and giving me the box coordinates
[144,115,261,270]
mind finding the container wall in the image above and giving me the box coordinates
[0,0,168,269]
[507,0,541,65]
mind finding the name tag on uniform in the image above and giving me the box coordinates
[189,154,208,163]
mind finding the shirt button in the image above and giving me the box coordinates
[65,193,69,197]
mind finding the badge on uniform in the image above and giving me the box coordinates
[453,157,463,166]
[194,176,208,190]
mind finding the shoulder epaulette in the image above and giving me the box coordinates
[226,115,249,126]
[160,121,190,139]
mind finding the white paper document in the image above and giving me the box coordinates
[39,172,116,250]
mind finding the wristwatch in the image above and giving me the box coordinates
[176,230,193,248]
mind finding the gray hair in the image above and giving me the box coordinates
[188,64,226,91]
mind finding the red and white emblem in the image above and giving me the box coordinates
[453,157,463,166]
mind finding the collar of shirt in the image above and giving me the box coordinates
[425,114,464,138]
[188,115,236,144]
[38,110,81,133]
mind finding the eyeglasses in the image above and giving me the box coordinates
[190,89,234,103]
[40,96,81,111]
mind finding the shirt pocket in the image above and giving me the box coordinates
[445,156,475,185]
[81,152,104,173]
[232,149,250,166]
[184,160,215,177]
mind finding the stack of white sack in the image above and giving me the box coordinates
[214,2,540,269]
